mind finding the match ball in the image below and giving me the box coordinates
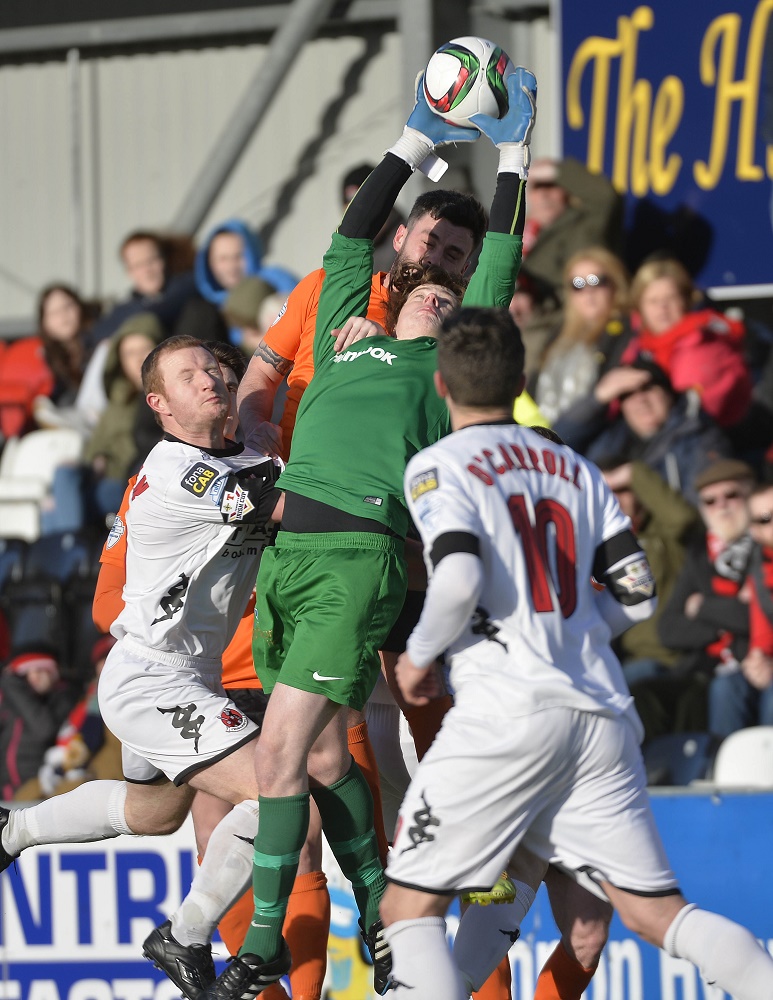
[423,36,515,128]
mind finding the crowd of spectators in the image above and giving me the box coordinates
[0,154,772,796]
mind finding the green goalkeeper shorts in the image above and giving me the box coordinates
[253,530,407,710]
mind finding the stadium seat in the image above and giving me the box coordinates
[0,429,84,542]
[0,428,84,501]
[641,732,720,786]
[0,538,26,594]
[712,727,773,789]
[2,578,67,661]
[23,530,93,585]
[0,500,41,542]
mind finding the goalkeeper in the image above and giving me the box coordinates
[205,69,536,1000]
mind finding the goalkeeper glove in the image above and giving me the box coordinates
[470,68,537,178]
[388,72,478,181]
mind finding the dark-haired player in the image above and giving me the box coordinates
[380,307,773,1000]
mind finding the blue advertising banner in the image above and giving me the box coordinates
[1,793,772,998]
[560,1,773,292]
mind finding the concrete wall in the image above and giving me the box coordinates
[0,12,557,330]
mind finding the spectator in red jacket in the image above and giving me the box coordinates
[622,258,752,428]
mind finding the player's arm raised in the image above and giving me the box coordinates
[463,69,537,309]
[237,340,293,458]
[314,78,479,369]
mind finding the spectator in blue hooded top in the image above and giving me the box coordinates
[176,218,297,346]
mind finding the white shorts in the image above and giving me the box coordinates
[98,638,259,785]
[387,704,678,898]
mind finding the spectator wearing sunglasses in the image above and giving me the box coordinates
[534,247,634,422]
[619,257,752,429]
[554,355,732,505]
[509,157,624,384]
[658,460,757,735]
[599,458,700,740]
[707,482,773,736]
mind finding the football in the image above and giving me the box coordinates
[423,36,515,128]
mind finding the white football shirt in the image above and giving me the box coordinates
[112,437,277,661]
[404,422,643,735]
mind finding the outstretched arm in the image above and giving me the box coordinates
[314,80,479,369]
[464,68,537,308]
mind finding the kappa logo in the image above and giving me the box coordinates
[403,791,440,853]
[105,514,126,549]
[157,703,204,752]
[181,463,218,497]
[332,344,397,366]
[151,573,189,625]
[471,606,508,652]
[410,468,439,501]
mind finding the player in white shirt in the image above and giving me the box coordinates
[379,307,773,1000]
[0,336,292,1000]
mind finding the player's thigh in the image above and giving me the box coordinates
[124,777,195,836]
[256,682,345,790]
[507,843,549,896]
[602,882,686,948]
[544,865,612,964]
[380,881,453,926]
[187,736,261,803]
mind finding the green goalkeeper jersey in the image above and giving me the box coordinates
[275,230,522,538]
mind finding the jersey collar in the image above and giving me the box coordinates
[163,433,244,457]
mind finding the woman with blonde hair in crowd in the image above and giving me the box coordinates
[621,256,751,428]
[534,246,633,424]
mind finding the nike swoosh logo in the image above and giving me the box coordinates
[251,921,272,928]
[234,834,254,845]
[312,670,344,682]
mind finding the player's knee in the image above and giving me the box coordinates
[380,883,451,927]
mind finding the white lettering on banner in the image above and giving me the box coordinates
[609,940,643,1000]
[64,982,112,1000]
[27,985,58,1000]
[660,953,699,1000]
[0,980,182,1000]
[0,818,201,959]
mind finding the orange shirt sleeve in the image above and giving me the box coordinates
[92,477,135,631]
[263,269,325,375]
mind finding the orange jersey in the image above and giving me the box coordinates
[93,475,260,689]
[265,268,390,459]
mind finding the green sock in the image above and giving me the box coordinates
[311,759,386,930]
[240,792,310,961]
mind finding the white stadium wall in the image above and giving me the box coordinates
[0,14,558,328]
